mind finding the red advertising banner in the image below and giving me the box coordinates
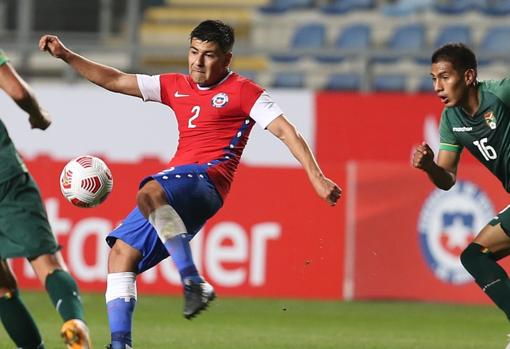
[11,92,505,304]
[315,92,480,166]
[12,158,345,299]
[349,161,510,304]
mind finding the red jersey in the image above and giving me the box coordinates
[137,72,282,199]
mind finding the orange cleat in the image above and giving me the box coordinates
[60,319,92,349]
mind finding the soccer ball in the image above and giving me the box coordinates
[60,155,113,208]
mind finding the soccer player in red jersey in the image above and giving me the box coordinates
[40,20,341,349]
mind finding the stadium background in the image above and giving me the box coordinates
[2,0,510,347]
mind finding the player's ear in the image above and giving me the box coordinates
[465,68,477,87]
[224,51,233,69]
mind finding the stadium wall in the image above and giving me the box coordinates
[2,86,506,304]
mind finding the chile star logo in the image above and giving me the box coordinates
[439,213,474,256]
[417,180,494,284]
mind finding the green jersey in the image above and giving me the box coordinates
[0,50,27,183]
[0,49,7,66]
[439,79,510,192]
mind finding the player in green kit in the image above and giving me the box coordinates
[413,43,510,347]
[0,50,92,348]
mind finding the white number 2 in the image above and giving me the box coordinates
[188,106,200,128]
[473,137,497,161]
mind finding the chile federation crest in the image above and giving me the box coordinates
[211,93,229,108]
[417,180,495,284]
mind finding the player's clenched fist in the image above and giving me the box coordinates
[412,142,435,171]
[312,176,342,206]
[328,186,342,206]
[29,108,52,130]
[324,179,341,206]
[39,35,69,60]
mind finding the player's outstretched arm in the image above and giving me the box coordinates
[266,115,341,206]
[39,34,141,98]
[412,141,459,190]
[0,62,51,130]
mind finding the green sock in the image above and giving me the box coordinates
[0,289,44,349]
[45,269,84,321]
[461,243,510,320]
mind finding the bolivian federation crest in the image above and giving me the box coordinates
[211,93,229,108]
[417,181,495,284]
[484,111,496,129]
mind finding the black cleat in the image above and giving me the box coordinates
[183,279,216,319]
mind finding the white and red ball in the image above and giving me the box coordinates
[60,155,113,208]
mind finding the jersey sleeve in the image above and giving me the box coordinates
[136,74,161,102]
[158,73,176,107]
[439,111,462,153]
[240,81,282,129]
[249,92,283,129]
[0,49,8,66]
[483,79,510,108]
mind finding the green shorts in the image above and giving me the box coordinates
[490,204,510,237]
[0,173,59,259]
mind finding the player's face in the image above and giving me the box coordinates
[430,61,469,108]
[188,38,232,86]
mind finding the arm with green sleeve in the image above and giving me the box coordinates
[412,112,462,190]
[0,50,51,130]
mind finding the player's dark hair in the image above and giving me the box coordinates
[190,20,235,53]
[431,43,477,73]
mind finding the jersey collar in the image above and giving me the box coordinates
[195,71,234,91]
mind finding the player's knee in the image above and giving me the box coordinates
[136,190,152,217]
[137,181,167,218]
[108,240,141,273]
[0,286,17,297]
[0,261,17,291]
[0,272,17,295]
[460,242,485,272]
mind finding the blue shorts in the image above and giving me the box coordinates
[106,163,223,273]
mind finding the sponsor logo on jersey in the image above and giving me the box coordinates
[484,111,497,129]
[452,126,473,132]
[211,93,229,108]
[417,180,495,284]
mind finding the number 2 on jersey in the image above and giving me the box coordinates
[188,106,200,128]
[473,137,497,161]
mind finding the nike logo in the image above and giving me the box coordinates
[174,91,190,97]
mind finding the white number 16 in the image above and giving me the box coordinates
[473,137,497,161]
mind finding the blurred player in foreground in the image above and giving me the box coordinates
[40,19,341,349]
[413,43,510,347]
[0,50,92,348]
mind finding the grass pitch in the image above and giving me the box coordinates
[0,291,508,349]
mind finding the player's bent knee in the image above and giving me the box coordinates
[460,242,500,281]
[136,190,154,218]
[136,182,167,218]
[108,240,142,273]
[0,262,18,290]
[0,286,17,297]
[460,243,484,272]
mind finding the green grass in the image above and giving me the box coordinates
[0,291,508,349]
